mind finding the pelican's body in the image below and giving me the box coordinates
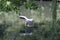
[19,16,34,27]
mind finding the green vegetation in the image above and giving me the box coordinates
[0,0,60,40]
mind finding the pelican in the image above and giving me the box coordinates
[19,16,34,27]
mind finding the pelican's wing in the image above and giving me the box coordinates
[19,16,28,19]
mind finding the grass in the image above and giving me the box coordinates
[0,2,60,40]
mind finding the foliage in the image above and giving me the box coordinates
[0,0,18,11]
[0,0,38,11]
[8,0,26,6]
[0,0,60,40]
[25,1,38,10]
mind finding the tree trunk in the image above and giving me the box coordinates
[50,0,57,40]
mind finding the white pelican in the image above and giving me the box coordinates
[19,16,34,27]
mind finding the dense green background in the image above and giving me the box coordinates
[0,0,60,40]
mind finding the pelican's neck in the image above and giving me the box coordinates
[25,17,28,20]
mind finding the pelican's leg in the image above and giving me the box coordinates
[25,22,27,27]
